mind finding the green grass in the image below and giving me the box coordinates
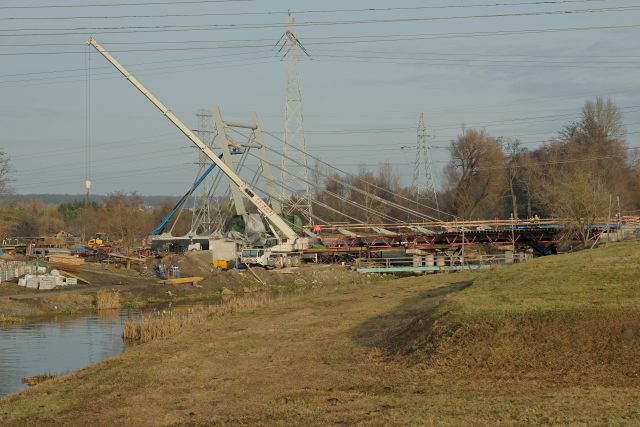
[452,240,640,313]
[383,241,640,387]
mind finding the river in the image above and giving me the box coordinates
[0,309,135,398]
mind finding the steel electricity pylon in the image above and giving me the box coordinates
[192,109,216,234]
[276,12,313,225]
[413,113,438,210]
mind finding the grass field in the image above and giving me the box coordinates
[1,242,639,426]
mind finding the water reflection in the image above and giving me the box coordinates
[0,310,134,398]
[97,308,121,322]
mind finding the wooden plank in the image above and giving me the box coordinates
[58,270,90,284]
[158,276,204,285]
[48,255,84,265]
[107,253,147,262]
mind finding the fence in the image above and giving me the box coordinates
[0,261,37,284]
[355,253,529,273]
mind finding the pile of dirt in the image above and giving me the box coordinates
[173,251,213,277]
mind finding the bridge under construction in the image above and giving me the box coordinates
[57,37,636,273]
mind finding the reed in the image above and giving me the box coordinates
[22,373,56,386]
[0,314,22,325]
[95,288,120,310]
[123,294,271,344]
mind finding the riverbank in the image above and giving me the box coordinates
[0,253,367,324]
[1,241,639,425]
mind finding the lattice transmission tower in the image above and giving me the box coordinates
[192,109,217,235]
[276,12,313,225]
[413,113,439,210]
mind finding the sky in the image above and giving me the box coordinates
[1,0,639,198]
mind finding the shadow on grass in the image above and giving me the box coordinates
[349,280,472,356]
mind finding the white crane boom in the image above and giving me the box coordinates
[86,37,299,245]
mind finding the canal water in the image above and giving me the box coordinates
[0,309,135,398]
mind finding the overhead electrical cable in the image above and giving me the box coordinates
[2,5,640,35]
[0,0,611,20]
[3,23,639,46]
[0,0,252,10]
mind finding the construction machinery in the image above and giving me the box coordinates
[87,38,304,268]
[87,232,109,249]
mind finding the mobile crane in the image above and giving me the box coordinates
[86,38,304,267]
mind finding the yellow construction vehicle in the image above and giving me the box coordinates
[213,259,230,271]
[87,232,109,249]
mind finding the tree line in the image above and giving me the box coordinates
[0,192,193,253]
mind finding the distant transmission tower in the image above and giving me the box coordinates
[192,109,216,234]
[276,11,313,225]
[413,113,438,210]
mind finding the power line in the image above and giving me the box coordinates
[313,46,640,60]
[0,0,610,20]
[0,49,265,78]
[280,106,640,136]
[0,57,279,87]
[3,24,639,54]
[314,52,640,67]
[0,0,252,10]
[2,5,640,36]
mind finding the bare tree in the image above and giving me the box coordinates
[99,192,152,254]
[539,167,609,242]
[0,151,14,235]
[443,128,506,219]
[0,151,12,198]
[578,97,625,144]
[12,199,64,237]
[502,138,526,219]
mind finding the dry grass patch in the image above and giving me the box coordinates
[21,374,56,387]
[123,294,271,343]
[0,313,21,325]
[95,288,120,310]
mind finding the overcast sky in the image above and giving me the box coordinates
[1,0,639,197]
